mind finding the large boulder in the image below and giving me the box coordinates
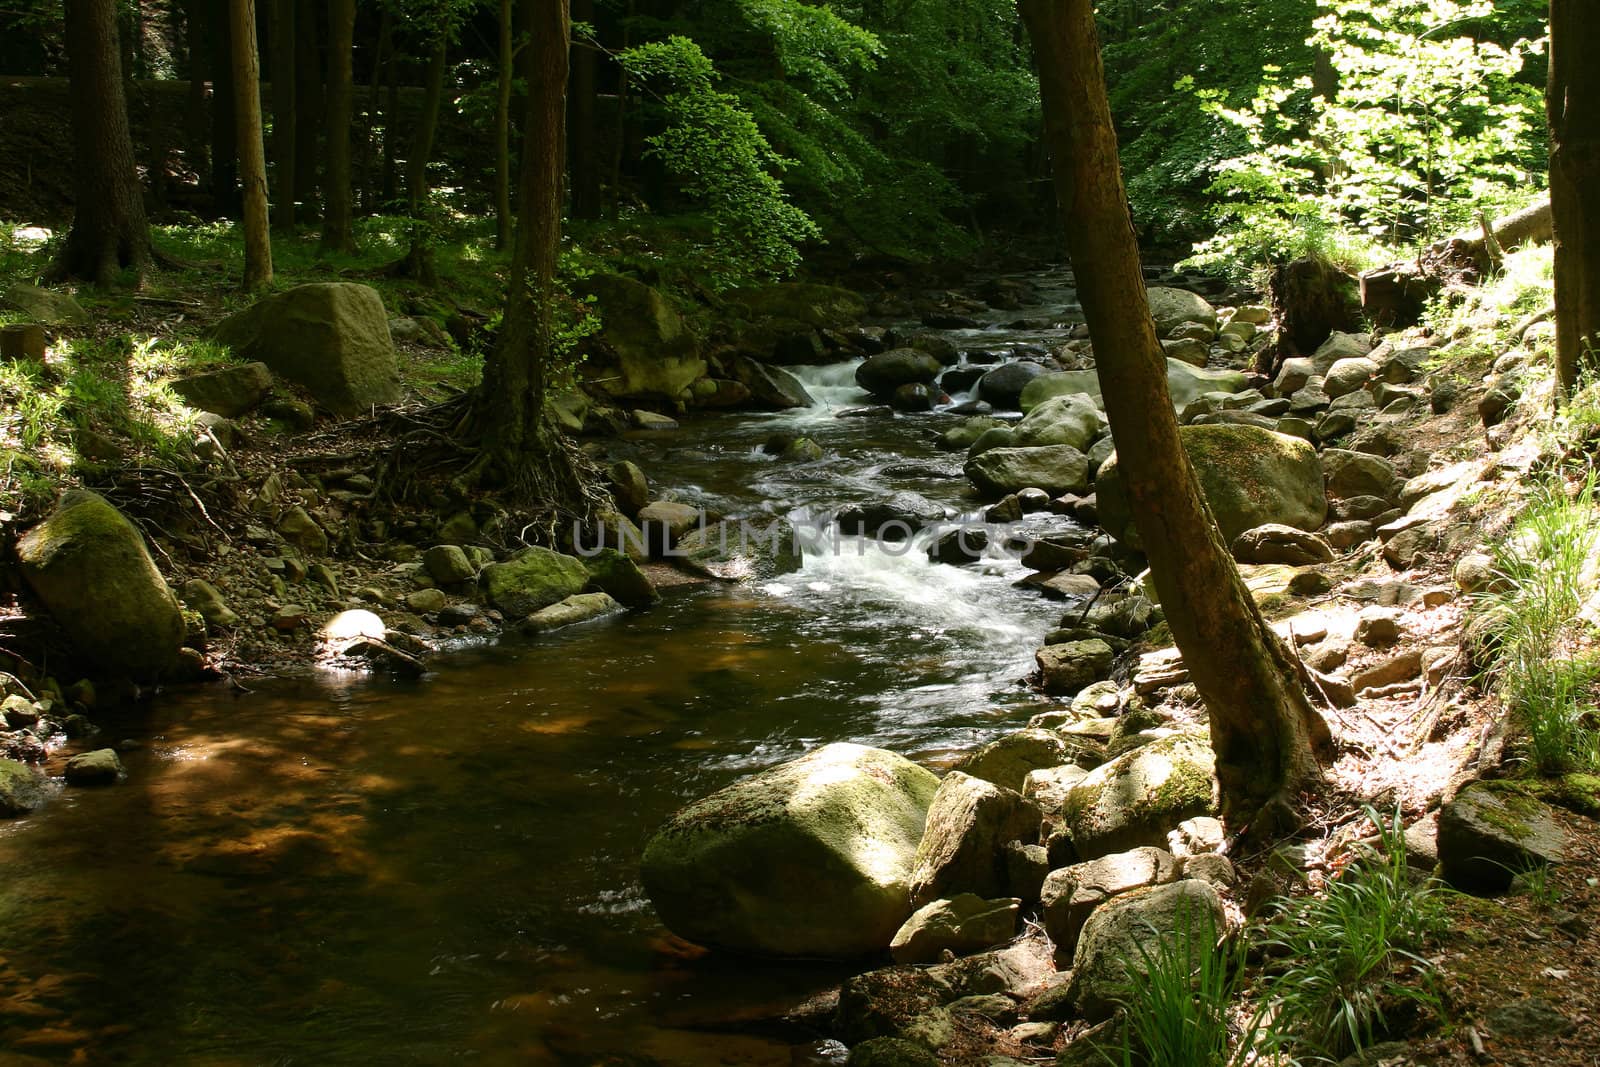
[1321,448,1400,501]
[1036,640,1115,696]
[674,517,804,581]
[857,349,943,396]
[1019,360,1245,414]
[1061,733,1216,860]
[169,361,274,417]
[0,759,49,817]
[1010,393,1103,451]
[1095,424,1327,548]
[1,283,87,325]
[479,546,590,618]
[965,445,1090,497]
[977,362,1049,409]
[211,283,402,414]
[640,743,939,958]
[954,729,1079,793]
[908,772,1043,907]
[1438,782,1569,892]
[1068,879,1227,1020]
[15,490,186,679]
[1147,288,1219,336]
[728,355,814,409]
[578,273,707,401]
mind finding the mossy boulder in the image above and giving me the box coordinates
[674,518,804,581]
[965,444,1091,497]
[640,743,940,958]
[1060,733,1216,860]
[907,772,1043,907]
[169,361,274,417]
[1068,879,1226,1020]
[1010,393,1104,451]
[1,283,87,325]
[1147,287,1218,336]
[521,591,623,633]
[1019,360,1246,414]
[0,759,50,816]
[211,283,402,414]
[1096,424,1327,548]
[857,349,944,396]
[953,729,1078,793]
[578,273,706,401]
[583,548,659,606]
[1438,781,1569,892]
[479,546,590,618]
[15,490,186,680]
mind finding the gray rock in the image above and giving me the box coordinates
[857,349,943,395]
[908,772,1042,907]
[1326,520,1376,550]
[1010,393,1103,451]
[582,548,659,606]
[0,759,49,816]
[1147,288,1218,336]
[65,748,124,786]
[1036,639,1114,696]
[1321,448,1399,501]
[1231,523,1334,565]
[211,283,403,414]
[277,506,328,556]
[1161,337,1209,367]
[480,547,590,618]
[966,445,1090,497]
[1438,782,1568,892]
[1069,879,1227,1021]
[1485,997,1576,1039]
[405,588,447,614]
[637,500,704,553]
[1311,331,1372,374]
[889,894,1021,964]
[1273,357,1316,397]
[838,493,947,541]
[170,361,274,417]
[522,591,623,633]
[955,729,1078,793]
[1324,357,1377,399]
[642,744,939,958]
[674,518,804,581]
[978,362,1050,408]
[608,460,650,515]
[1060,733,1216,860]
[181,579,241,629]
[423,545,476,584]
[1041,846,1179,959]
[16,490,186,680]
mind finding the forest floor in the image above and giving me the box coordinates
[1,215,1598,1065]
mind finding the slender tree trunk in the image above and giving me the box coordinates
[320,0,357,254]
[1019,0,1327,828]
[230,0,272,288]
[52,0,154,286]
[380,33,402,206]
[495,0,515,249]
[1550,0,1600,397]
[293,0,322,217]
[395,39,449,283]
[183,0,212,187]
[568,0,600,220]
[474,0,580,499]
[607,0,633,219]
[210,0,240,217]
[270,0,296,229]
[359,10,393,213]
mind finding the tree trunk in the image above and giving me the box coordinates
[52,0,154,287]
[473,0,589,510]
[1019,0,1328,828]
[380,31,402,206]
[293,0,322,218]
[320,0,357,254]
[359,10,393,213]
[230,0,272,289]
[183,0,212,187]
[210,0,240,217]
[495,0,515,249]
[568,0,601,220]
[1550,0,1600,397]
[396,39,449,283]
[269,0,296,229]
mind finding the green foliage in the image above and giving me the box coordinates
[1473,467,1600,775]
[619,35,820,285]
[1185,0,1546,277]
[1256,808,1446,1061]
[1103,906,1260,1067]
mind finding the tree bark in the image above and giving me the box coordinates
[495,0,515,250]
[293,0,322,218]
[568,0,601,220]
[209,0,240,217]
[1550,0,1600,397]
[230,0,272,289]
[320,0,357,254]
[183,0,212,187]
[396,38,449,283]
[1019,0,1327,827]
[358,10,393,213]
[269,0,296,229]
[474,0,582,501]
[53,0,155,287]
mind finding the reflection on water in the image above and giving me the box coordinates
[0,271,1089,1063]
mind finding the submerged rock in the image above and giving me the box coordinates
[640,743,939,958]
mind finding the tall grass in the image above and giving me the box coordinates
[1474,467,1600,774]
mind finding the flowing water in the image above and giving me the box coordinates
[0,270,1090,1066]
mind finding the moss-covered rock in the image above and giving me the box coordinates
[888,893,1021,965]
[640,743,939,958]
[1438,781,1568,892]
[908,772,1042,907]
[479,546,590,618]
[1147,287,1218,336]
[965,444,1091,497]
[1068,878,1226,1020]
[16,490,186,680]
[1061,733,1216,860]
[583,547,659,607]
[211,283,402,414]
[1096,424,1327,548]
[577,273,707,401]
[521,591,623,633]
[674,518,804,581]
[0,759,50,816]
[954,729,1078,793]
[729,282,868,327]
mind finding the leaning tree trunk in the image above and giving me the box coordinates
[320,0,357,254]
[1550,0,1600,398]
[1019,0,1328,828]
[230,0,272,289]
[52,0,154,286]
[269,0,296,230]
[470,0,595,519]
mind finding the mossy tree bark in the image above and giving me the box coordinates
[1550,0,1600,397]
[319,0,357,255]
[469,0,596,519]
[230,0,273,289]
[52,0,154,287]
[1019,0,1329,828]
